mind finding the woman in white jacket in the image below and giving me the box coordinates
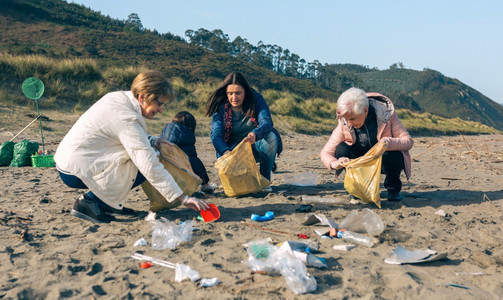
[55,70,209,223]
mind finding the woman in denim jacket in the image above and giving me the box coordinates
[205,72,282,183]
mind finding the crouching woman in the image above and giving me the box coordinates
[54,70,209,223]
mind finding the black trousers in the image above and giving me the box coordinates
[335,142,404,193]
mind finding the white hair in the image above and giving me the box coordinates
[336,87,369,116]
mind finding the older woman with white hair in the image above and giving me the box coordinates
[320,87,413,202]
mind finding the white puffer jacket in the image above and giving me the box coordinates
[55,91,182,209]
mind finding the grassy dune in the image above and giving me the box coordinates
[1,53,500,137]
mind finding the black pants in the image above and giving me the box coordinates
[335,142,404,193]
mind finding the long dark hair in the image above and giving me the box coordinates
[205,71,256,117]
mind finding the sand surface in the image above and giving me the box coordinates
[1,110,502,299]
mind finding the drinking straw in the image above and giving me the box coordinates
[131,253,175,269]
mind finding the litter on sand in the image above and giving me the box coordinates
[302,213,337,228]
[333,244,357,251]
[384,245,447,264]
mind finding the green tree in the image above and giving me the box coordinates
[125,13,143,32]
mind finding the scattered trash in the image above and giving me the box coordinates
[134,238,148,247]
[277,240,319,252]
[302,213,337,228]
[175,263,201,282]
[140,262,152,269]
[446,283,470,289]
[244,239,317,294]
[131,253,175,269]
[200,203,220,222]
[200,277,219,287]
[384,245,447,264]
[297,233,308,239]
[251,211,275,222]
[151,218,194,250]
[339,208,384,236]
[333,244,357,251]
[284,172,318,186]
[337,230,374,248]
[435,209,446,217]
[455,272,483,276]
[278,241,326,268]
[349,197,360,205]
[145,211,157,221]
[302,195,346,204]
[295,204,313,213]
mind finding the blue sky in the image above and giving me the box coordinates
[70,0,503,104]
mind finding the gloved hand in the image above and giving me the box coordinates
[180,195,210,211]
[330,157,350,170]
[379,137,390,146]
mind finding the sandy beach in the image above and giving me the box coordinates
[1,110,502,299]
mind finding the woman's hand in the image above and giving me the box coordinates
[179,194,210,211]
[330,157,350,170]
[243,132,256,144]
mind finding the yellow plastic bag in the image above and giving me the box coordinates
[214,140,270,197]
[142,143,202,212]
[343,141,388,208]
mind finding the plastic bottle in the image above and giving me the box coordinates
[337,230,374,248]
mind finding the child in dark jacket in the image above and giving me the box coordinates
[161,111,214,193]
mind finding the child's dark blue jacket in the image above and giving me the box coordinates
[161,122,209,185]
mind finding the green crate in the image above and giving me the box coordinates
[31,154,55,168]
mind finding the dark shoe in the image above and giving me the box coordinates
[387,192,403,202]
[101,204,136,216]
[272,162,277,173]
[71,195,116,223]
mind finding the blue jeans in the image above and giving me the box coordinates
[58,171,146,206]
[254,132,278,181]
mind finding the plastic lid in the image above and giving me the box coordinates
[200,203,220,222]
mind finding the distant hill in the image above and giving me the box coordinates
[1,0,502,131]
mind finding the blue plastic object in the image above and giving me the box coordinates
[251,211,274,222]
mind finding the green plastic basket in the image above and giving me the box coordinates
[31,154,55,168]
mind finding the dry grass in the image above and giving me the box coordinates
[0,53,501,137]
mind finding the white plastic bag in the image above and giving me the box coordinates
[244,239,317,294]
[175,263,201,282]
[338,208,384,236]
[151,218,194,250]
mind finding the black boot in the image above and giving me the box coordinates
[71,194,116,223]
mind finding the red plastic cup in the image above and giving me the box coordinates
[200,203,220,222]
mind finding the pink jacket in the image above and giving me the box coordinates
[320,93,413,179]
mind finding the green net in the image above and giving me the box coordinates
[22,77,45,100]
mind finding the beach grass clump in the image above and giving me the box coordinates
[103,66,144,89]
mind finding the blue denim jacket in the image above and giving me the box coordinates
[210,89,282,157]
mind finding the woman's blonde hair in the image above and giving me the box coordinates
[131,70,175,104]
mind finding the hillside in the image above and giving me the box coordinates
[358,68,503,130]
[0,0,502,131]
[0,0,337,100]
